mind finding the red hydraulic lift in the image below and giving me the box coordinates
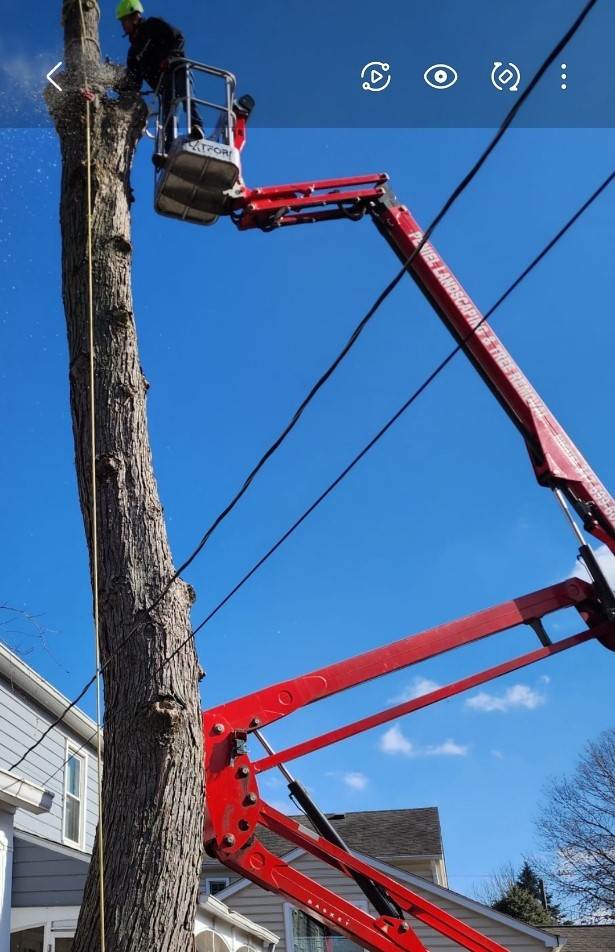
[150,66,615,952]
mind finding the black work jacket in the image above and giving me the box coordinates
[126,17,185,89]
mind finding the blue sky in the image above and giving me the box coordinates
[2,0,615,126]
[1,0,615,909]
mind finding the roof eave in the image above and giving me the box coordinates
[356,853,561,949]
[0,642,101,750]
[198,894,279,944]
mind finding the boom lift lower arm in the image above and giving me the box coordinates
[204,579,615,952]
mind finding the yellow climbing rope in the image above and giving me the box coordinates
[76,0,106,947]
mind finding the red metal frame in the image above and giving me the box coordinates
[202,174,615,952]
[207,578,610,772]
[204,579,615,952]
[217,802,510,952]
[232,105,249,154]
[233,175,389,229]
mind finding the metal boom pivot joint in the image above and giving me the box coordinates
[204,579,615,952]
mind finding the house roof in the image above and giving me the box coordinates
[0,641,100,749]
[217,846,559,950]
[255,808,443,859]
[197,894,279,945]
[546,926,615,951]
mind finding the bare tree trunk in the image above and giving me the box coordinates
[47,3,204,950]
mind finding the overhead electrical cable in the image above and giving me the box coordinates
[175,169,615,651]
[164,0,601,587]
[11,0,602,774]
[29,163,615,789]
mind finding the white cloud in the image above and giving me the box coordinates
[380,724,415,756]
[465,683,546,713]
[388,677,441,704]
[379,724,468,758]
[424,739,468,757]
[342,772,369,790]
[569,543,615,587]
[491,749,505,759]
[325,770,369,790]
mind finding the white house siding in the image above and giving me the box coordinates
[0,670,99,852]
[202,856,437,901]
[220,889,287,952]
[382,859,436,883]
[218,855,558,952]
[399,884,559,952]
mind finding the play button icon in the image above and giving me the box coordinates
[361,61,392,92]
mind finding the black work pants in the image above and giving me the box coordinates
[160,65,204,147]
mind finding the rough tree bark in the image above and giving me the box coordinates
[46,3,204,950]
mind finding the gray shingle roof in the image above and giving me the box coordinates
[546,926,615,952]
[255,808,442,859]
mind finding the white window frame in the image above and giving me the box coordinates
[205,876,230,895]
[62,741,87,850]
[284,899,368,952]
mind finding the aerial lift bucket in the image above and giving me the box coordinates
[151,60,243,225]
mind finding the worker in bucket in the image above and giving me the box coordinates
[116,0,205,150]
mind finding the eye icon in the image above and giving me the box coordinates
[423,64,458,89]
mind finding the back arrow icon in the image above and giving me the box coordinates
[46,62,62,92]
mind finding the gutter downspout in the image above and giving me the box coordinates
[0,806,16,952]
[0,767,53,949]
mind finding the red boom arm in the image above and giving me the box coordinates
[232,176,615,554]
[201,175,615,952]
[204,580,615,952]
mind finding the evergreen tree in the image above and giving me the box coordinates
[492,884,557,928]
[515,862,562,921]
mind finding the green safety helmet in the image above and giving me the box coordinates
[116,0,144,19]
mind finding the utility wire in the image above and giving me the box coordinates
[167,0,601,586]
[179,170,615,648]
[31,164,615,791]
[10,0,601,774]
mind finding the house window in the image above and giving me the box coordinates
[10,926,44,952]
[289,907,365,952]
[63,744,86,848]
[205,877,230,895]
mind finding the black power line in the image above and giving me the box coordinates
[29,164,615,787]
[10,0,601,773]
[177,169,615,651]
[168,0,601,587]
